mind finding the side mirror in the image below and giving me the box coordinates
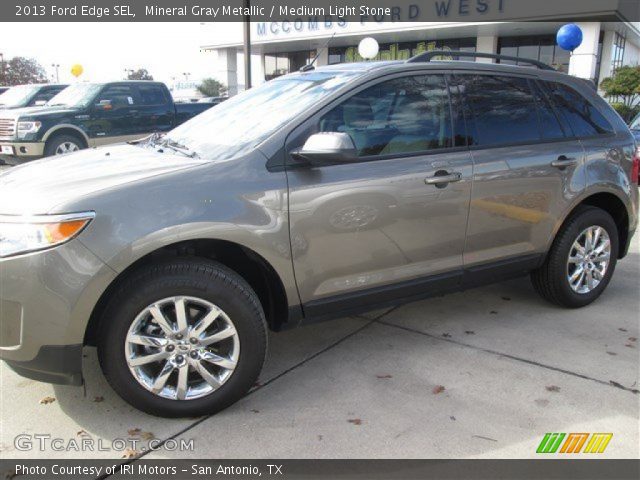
[291,132,359,166]
[95,100,112,110]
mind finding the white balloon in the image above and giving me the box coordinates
[358,37,379,60]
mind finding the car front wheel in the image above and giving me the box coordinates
[98,259,267,417]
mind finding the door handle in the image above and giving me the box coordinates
[425,171,462,186]
[551,156,578,168]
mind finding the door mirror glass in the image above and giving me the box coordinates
[292,132,358,166]
[95,99,112,110]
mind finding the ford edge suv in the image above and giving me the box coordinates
[0,52,637,417]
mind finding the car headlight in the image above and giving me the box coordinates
[0,212,94,258]
[16,121,42,138]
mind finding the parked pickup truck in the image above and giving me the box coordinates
[0,83,68,110]
[0,81,215,160]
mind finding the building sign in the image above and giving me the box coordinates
[257,1,507,38]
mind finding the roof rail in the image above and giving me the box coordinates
[406,51,555,71]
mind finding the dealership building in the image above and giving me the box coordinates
[199,1,640,96]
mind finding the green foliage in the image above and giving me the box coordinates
[599,65,640,108]
[197,78,227,98]
[127,68,154,81]
[1,57,48,85]
[610,102,640,123]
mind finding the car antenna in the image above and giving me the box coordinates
[300,33,336,72]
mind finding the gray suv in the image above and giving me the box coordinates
[1,52,638,417]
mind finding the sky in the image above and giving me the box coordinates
[0,22,240,85]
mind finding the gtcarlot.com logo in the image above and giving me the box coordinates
[536,433,613,454]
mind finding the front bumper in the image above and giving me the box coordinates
[0,140,45,159]
[0,239,117,385]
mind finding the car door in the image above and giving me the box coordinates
[134,83,174,134]
[452,73,586,279]
[88,84,140,144]
[285,73,474,315]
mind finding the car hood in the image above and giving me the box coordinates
[0,144,207,214]
[0,105,81,119]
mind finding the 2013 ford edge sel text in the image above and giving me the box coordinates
[0,52,638,417]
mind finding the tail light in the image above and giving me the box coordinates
[633,147,640,185]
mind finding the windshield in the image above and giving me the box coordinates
[0,85,40,107]
[47,83,101,107]
[631,113,640,130]
[163,70,359,161]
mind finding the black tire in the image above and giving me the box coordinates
[97,259,267,418]
[44,133,85,157]
[531,205,619,308]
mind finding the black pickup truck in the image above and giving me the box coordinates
[0,81,215,160]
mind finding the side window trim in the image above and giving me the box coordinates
[135,84,170,107]
[529,79,569,140]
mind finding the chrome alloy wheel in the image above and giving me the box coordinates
[55,141,80,155]
[567,226,611,294]
[125,296,240,400]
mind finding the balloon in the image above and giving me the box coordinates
[358,37,379,60]
[70,64,84,78]
[556,24,583,52]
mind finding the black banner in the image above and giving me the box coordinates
[0,460,639,480]
[3,0,640,22]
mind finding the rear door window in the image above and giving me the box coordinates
[98,85,136,109]
[542,82,613,137]
[531,81,567,140]
[137,84,169,106]
[319,75,454,157]
[459,75,541,147]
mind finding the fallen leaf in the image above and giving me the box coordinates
[501,296,511,301]
[472,435,498,442]
[5,469,17,479]
[629,337,637,342]
[251,409,260,413]
[376,374,393,379]
[39,396,55,405]
[76,430,90,437]
[140,431,155,441]
[347,418,362,425]
[93,396,104,403]
[545,385,561,392]
[625,343,635,348]
[121,448,139,459]
[490,311,498,315]
[441,333,451,338]
[465,331,475,335]
[127,428,142,437]
[606,351,618,356]
[433,385,446,394]
[449,416,456,421]
[317,435,323,441]
[618,328,628,332]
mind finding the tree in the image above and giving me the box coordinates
[127,68,153,80]
[197,78,227,97]
[600,65,640,109]
[2,57,48,85]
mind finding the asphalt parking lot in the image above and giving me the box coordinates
[0,219,638,461]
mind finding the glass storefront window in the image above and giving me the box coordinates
[264,50,316,80]
[328,38,477,64]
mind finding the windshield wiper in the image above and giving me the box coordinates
[156,137,200,158]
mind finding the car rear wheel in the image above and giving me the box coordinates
[97,259,267,417]
[531,206,618,308]
[44,134,84,157]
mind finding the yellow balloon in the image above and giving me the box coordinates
[70,64,83,78]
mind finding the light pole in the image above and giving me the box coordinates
[51,63,60,83]
[0,53,5,86]
[243,0,251,90]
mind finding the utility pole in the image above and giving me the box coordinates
[51,63,60,83]
[243,0,251,90]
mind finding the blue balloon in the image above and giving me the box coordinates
[557,24,583,52]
